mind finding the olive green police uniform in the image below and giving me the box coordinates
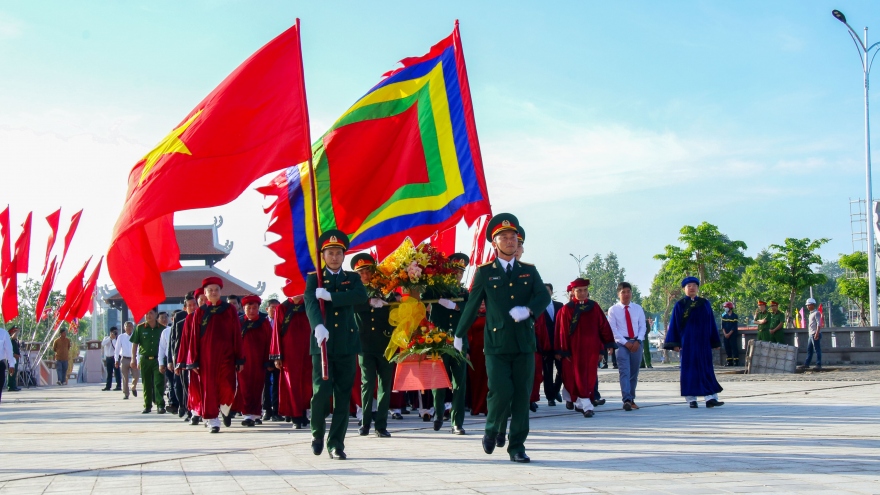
[428,286,469,431]
[305,260,368,455]
[454,214,551,461]
[129,321,165,411]
[755,308,771,342]
[768,309,786,344]
[355,296,395,433]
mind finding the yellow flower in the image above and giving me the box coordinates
[433,336,442,343]
[438,332,446,338]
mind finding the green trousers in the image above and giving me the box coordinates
[431,354,467,428]
[7,363,17,390]
[641,340,652,367]
[139,357,165,410]
[756,329,770,342]
[311,354,356,452]
[485,352,533,455]
[769,329,786,344]
[359,353,393,430]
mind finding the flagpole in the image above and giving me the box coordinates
[295,18,328,381]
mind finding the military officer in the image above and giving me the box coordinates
[428,253,470,435]
[129,308,166,414]
[304,230,368,460]
[755,301,771,342]
[768,301,786,344]
[454,213,551,464]
[351,253,395,439]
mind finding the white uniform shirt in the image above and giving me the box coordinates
[607,301,647,345]
[116,332,133,362]
[158,326,172,366]
[101,336,116,359]
[0,328,16,368]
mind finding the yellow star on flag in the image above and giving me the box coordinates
[139,109,203,185]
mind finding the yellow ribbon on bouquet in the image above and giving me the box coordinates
[384,295,427,361]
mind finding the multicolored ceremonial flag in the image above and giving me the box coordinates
[262,22,491,296]
[108,22,313,319]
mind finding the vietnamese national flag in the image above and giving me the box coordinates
[43,208,61,275]
[107,22,313,319]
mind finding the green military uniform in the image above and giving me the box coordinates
[768,309,786,344]
[454,213,551,461]
[428,286,469,431]
[355,296,394,433]
[755,308,771,342]
[304,232,368,456]
[130,321,165,411]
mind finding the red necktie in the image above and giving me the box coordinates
[625,305,635,339]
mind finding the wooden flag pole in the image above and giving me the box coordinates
[295,18,328,381]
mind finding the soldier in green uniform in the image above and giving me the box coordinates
[767,301,787,344]
[454,213,551,463]
[304,230,368,460]
[428,253,470,435]
[129,308,166,414]
[351,253,396,439]
[754,301,771,342]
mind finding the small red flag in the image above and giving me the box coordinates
[36,256,57,323]
[107,23,312,319]
[57,258,90,323]
[0,206,9,285]
[60,210,82,270]
[1,272,16,322]
[70,256,103,320]
[10,212,32,276]
[42,208,61,276]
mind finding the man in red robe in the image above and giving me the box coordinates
[555,278,614,418]
[234,295,272,427]
[181,277,244,433]
[176,288,205,425]
[271,295,313,429]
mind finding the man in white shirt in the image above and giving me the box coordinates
[0,327,16,405]
[115,321,139,399]
[803,298,823,371]
[607,282,646,411]
[101,327,121,391]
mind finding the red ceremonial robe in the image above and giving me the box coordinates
[555,299,614,402]
[270,298,312,418]
[467,314,488,415]
[233,313,271,416]
[176,312,202,417]
[187,301,243,420]
[531,319,551,402]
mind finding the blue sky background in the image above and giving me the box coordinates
[2,0,879,300]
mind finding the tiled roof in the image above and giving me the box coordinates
[103,266,262,302]
[175,226,229,257]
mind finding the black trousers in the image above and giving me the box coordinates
[105,357,121,389]
[0,361,6,403]
[172,371,185,411]
[165,369,179,407]
[723,330,740,363]
[262,368,279,414]
[541,355,562,401]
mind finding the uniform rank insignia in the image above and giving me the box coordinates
[489,276,501,281]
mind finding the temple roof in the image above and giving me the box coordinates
[102,266,265,307]
[176,217,232,263]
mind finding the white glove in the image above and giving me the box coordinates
[369,298,389,308]
[509,306,530,322]
[315,288,332,301]
[453,337,463,352]
[314,324,329,345]
[438,298,457,310]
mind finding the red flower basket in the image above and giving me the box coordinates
[392,354,451,391]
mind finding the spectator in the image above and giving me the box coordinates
[7,325,21,391]
[0,327,16,404]
[53,328,72,385]
[803,298,822,371]
[116,321,139,399]
[102,327,121,391]
[721,302,740,366]
[607,282,646,411]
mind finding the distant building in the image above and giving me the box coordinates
[102,217,264,322]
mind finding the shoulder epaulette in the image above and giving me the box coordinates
[518,261,535,266]
[477,261,494,268]
[307,270,317,275]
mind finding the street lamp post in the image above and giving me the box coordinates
[569,253,588,276]
[833,9,880,326]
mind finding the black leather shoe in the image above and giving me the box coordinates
[451,426,465,435]
[262,411,272,421]
[255,418,262,425]
[114,387,122,391]
[600,363,608,369]
[495,433,506,447]
[547,400,556,407]
[565,401,574,410]
[157,408,166,414]
[210,426,220,433]
[391,412,403,420]
[285,416,293,422]
[242,419,255,427]
[623,401,632,412]
[142,408,151,414]
[706,399,725,408]
[529,402,538,412]
[689,401,698,408]
[401,408,410,414]
[292,421,302,429]
[271,415,284,422]
[583,410,594,418]
[433,417,443,431]
[422,413,431,422]
[311,438,323,456]
[481,435,496,454]
[101,387,110,391]
[191,416,201,425]
[575,405,584,413]
[375,428,391,438]
[555,393,562,402]
[594,398,606,406]
[132,389,137,397]
[510,452,530,463]
[222,415,232,427]
[358,425,370,436]
[328,449,347,460]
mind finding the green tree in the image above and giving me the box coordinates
[654,222,751,304]
[798,261,848,327]
[768,237,829,326]
[643,261,681,339]
[581,252,641,311]
[838,252,871,326]
[260,292,280,312]
[732,249,787,325]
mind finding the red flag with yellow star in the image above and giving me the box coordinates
[108,22,312,319]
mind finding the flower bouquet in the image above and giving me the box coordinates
[374,238,464,298]
[391,318,463,391]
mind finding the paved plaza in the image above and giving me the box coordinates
[0,367,878,495]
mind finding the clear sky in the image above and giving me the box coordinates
[2,0,879,302]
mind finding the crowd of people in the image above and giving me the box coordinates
[94,213,730,463]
